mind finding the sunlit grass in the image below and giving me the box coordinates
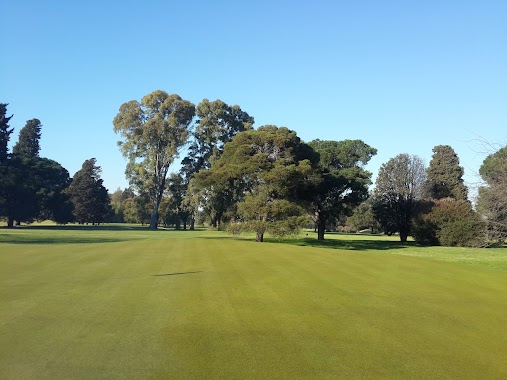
[1,225,506,379]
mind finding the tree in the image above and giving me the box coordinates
[196,126,316,241]
[166,173,191,229]
[32,158,73,224]
[347,199,380,234]
[67,158,112,224]
[0,104,14,221]
[1,115,72,226]
[477,146,507,244]
[13,119,42,158]
[113,90,195,229]
[425,145,468,200]
[412,198,484,247]
[110,188,134,223]
[124,195,151,225]
[8,118,43,225]
[372,154,427,242]
[0,103,13,163]
[308,139,377,240]
[180,99,253,229]
[183,99,254,173]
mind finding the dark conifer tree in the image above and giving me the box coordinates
[67,158,112,224]
[0,104,14,222]
[13,119,42,157]
[0,103,13,163]
[426,145,468,200]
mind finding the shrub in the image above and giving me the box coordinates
[412,198,485,247]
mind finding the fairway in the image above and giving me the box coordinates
[1,227,507,379]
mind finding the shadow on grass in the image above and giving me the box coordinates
[5,224,154,232]
[0,235,133,245]
[201,234,416,251]
[0,224,209,244]
[1,224,209,232]
[270,237,415,251]
[152,271,203,277]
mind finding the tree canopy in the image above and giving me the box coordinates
[0,103,13,163]
[13,119,42,158]
[308,139,377,240]
[1,111,72,226]
[425,145,468,201]
[372,153,427,242]
[67,158,111,224]
[113,90,195,229]
[477,146,507,244]
[195,126,315,241]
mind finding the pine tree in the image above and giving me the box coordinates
[0,104,17,225]
[13,119,42,158]
[426,145,468,200]
[67,158,112,224]
[0,103,13,163]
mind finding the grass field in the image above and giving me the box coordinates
[1,225,506,379]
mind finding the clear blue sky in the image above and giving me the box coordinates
[2,0,506,197]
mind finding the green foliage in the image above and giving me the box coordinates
[425,145,468,200]
[235,192,308,241]
[13,119,42,158]
[347,200,381,233]
[197,126,315,240]
[412,198,485,247]
[308,139,376,240]
[179,100,254,230]
[0,104,14,220]
[67,158,112,224]
[110,188,134,223]
[0,113,72,226]
[182,99,254,174]
[479,146,507,183]
[0,103,13,163]
[31,157,73,224]
[113,90,195,229]
[166,173,191,229]
[123,195,151,225]
[477,146,507,244]
[372,154,427,241]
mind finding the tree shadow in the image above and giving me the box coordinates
[9,224,156,232]
[201,234,416,251]
[152,271,203,276]
[269,237,415,251]
[0,224,209,244]
[1,224,209,232]
[0,234,133,245]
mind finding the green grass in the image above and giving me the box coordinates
[1,225,506,379]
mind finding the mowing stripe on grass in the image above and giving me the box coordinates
[1,229,506,379]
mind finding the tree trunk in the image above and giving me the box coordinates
[149,201,159,230]
[7,217,14,228]
[190,217,195,230]
[317,225,325,240]
[256,231,264,242]
[400,231,408,242]
[317,217,326,240]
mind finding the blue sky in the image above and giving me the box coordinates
[2,1,506,197]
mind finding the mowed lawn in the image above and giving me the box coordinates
[1,227,506,379]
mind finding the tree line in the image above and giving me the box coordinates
[0,104,111,226]
[2,91,506,246]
